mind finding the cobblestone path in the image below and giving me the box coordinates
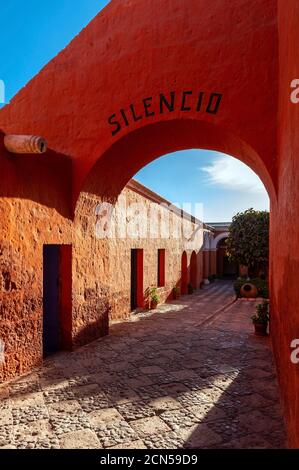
[0,281,287,449]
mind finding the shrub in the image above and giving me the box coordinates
[251,277,269,298]
[149,287,160,304]
[251,300,269,324]
[226,209,269,273]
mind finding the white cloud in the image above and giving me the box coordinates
[201,154,266,194]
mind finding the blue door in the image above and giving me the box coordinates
[43,245,60,356]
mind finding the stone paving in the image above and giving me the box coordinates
[0,281,287,449]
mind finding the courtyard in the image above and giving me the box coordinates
[0,281,286,449]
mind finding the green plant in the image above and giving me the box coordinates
[226,208,269,273]
[251,277,269,298]
[149,287,160,304]
[251,300,269,324]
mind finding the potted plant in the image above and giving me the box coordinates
[172,286,180,300]
[251,300,269,336]
[149,287,160,309]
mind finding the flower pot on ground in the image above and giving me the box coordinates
[240,282,258,298]
[149,287,160,310]
[172,286,180,300]
[233,277,268,298]
[251,300,269,336]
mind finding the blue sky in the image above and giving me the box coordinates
[0,1,269,222]
[0,0,110,104]
[135,150,269,222]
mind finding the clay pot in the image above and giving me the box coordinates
[254,322,268,336]
[240,282,258,298]
[151,300,158,309]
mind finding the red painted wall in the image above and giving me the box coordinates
[270,0,299,448]
[0,0,298,446]
[181,252,188,295]
[158,249,166,287]
[136,249,144,308]
[190,251,197,289]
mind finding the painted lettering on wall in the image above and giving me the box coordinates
[108,90,223,137]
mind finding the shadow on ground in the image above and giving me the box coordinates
[0,281,286,449]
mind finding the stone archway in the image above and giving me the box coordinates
[211,232,230,250]
[0,0,277,208]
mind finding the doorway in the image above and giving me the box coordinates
[190,251,198,289]
[181,251,188,295]
[43,244,72,356]
[130,249,144,311]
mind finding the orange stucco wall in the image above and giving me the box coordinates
[0,0,298,446]
[0,182,204,382]
[106,185,204,320]
[270,0,299,448]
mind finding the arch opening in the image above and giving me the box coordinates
[74,118,274,212]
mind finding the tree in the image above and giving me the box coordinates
[226,208,269,275]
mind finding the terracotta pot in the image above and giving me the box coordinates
[254,322,268,336]
[151,300,158,309]
[240,282,258,298]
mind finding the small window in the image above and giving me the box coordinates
[158,249,165,287]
